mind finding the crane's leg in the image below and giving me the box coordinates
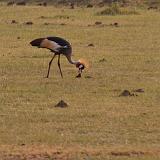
[46,54,56,78]
[58,54,63,78]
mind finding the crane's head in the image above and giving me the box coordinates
[75,59,89,78]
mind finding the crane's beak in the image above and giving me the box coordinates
[76,73,81,78]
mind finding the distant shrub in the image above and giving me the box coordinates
[97,3,139,16]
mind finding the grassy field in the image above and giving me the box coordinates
[0,3,160,160]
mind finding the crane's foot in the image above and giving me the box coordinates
[76,73,81,78]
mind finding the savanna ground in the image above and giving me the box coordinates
[0,2,160,160]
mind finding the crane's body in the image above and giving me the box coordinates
[30,36,86,78]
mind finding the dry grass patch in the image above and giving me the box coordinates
[0,3,160,160]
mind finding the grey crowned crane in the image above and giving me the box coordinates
[30,36,88,78]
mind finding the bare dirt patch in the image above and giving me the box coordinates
[0,145,160,160]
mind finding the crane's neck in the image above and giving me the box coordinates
[66,54,79,65]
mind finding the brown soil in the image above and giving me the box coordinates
[0,145,160,160]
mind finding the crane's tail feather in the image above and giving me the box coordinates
[30,38,45,47]
[30,38,62,52]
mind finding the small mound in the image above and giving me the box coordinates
[119,90,137,97]
[54,100,68,108]
[44,22,49,25]
[88,43,94,47]
[11,20,18,24]
[60,23,66,26]
[110,22,119,27]
[76,73,81,78]
[37,2,47,6]
[95,21,102,25]
[87,4,93,8]
[25,21,33,25]
[99,58,107,62]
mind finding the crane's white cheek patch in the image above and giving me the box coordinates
[40,39,61,51]
[79,64,83,68]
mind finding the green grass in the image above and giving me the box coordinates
[0,3,160,160]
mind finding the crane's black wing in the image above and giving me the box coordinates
[47,37,71,48]
[30,36,72,54]
[47,37,72,54]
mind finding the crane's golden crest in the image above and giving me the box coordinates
[40,39,60,51]
[78,58,89,68]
